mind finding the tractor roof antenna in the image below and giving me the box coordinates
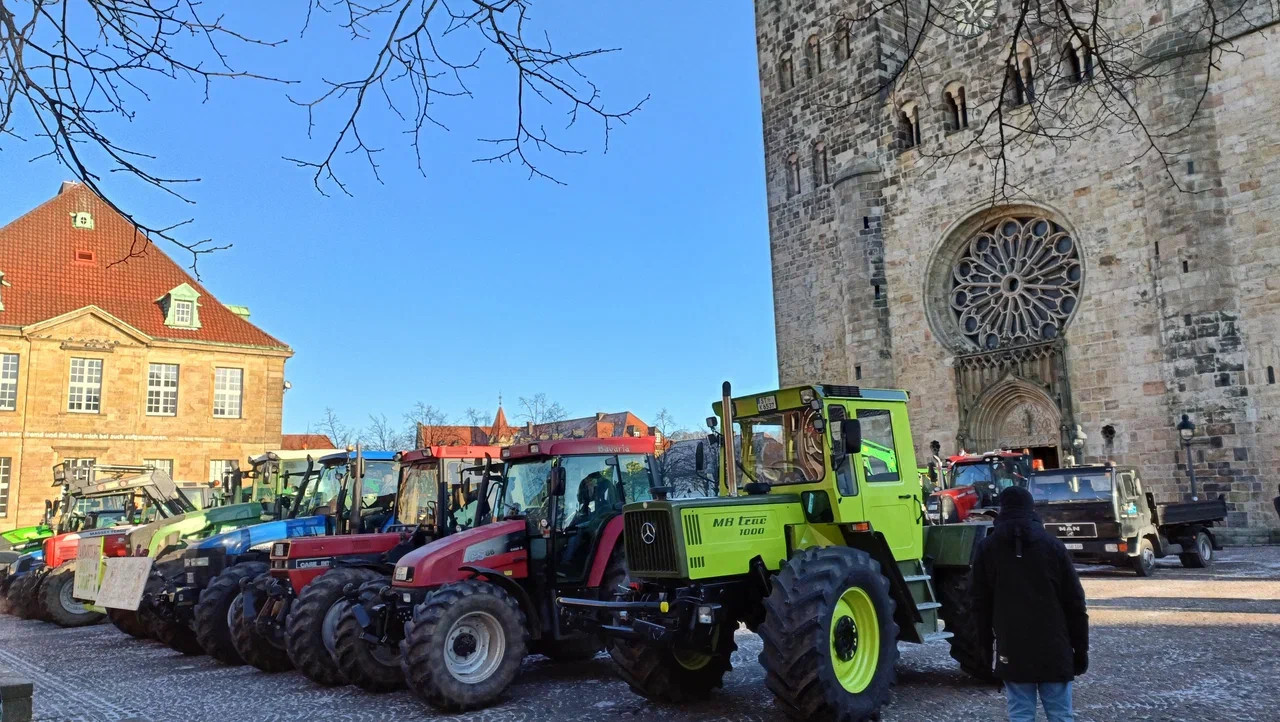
[721,381,739,497]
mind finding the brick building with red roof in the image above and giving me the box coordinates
[417,405,659,448]
[0,183,293,528]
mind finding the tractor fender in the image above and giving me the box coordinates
[842,529,924,644]
[460,564,542,640]
[585,515,626,588]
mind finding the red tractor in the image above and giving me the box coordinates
[926,450,1033,524]
[230,445,499,686]
[335,436,661,710]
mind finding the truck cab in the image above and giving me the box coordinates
[1031,464,1226,575]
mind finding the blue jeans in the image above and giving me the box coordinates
[1005,681,1074,722]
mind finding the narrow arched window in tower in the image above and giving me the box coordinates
[1082,41,1096,80]
[779,54,794,91]
[1007,65,1027,106]
[958,86,969,127]
[812,141,829,185]
[1021,56,1036,102]
[806,34,822,77]
[911,106,921,147]
[899,109,917,150]
[1268,366,1276,384]
[835,20,851,61]
[786,153,801,197]
[944,91,961,131]
[1063,43,1083,84]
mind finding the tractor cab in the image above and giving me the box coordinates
[925,450,1032,524]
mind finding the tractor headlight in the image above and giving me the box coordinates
[186,573,196,584]
[402,592,413,604]
[393,566,412,582]
[1105,544,1119,552]
[272,543,288,557]
[697,605,714,625]
[184,556,211,568]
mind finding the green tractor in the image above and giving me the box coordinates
[559,382,991,721]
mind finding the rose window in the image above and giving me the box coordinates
[950,216,1082,350]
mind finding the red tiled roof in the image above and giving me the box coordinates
[0,183,288,349]
[418,409,654,447]
[281,434,337,450]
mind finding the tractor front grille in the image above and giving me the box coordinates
[624,509,680,577]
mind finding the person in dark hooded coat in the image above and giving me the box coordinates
[971,485,1089,722]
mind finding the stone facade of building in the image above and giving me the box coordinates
[757,0,1279,531]
[0,184,292,529]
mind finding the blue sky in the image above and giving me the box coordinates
[0,2,778,438]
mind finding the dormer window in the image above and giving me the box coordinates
[157,283,202,330]
[173,300,194,326]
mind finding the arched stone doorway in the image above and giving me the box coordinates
[965,376,1063,468]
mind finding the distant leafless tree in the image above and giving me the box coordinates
[827,0,1266,200]
[405,401,452,447]
[516,392,567,432]
[314,407,353,448]
[0,0,645,270]
[363,412,413,450]
[465,407,488,427]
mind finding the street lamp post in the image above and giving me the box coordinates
[1177,414,1199,501]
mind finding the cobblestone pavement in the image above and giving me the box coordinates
[1,547,1277,722]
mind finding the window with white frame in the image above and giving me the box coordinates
[144,459,174,478]
[0,353,17,411]
[208,459,235,483]
[67,358,103,413]
[146,363,179,416]
[63,457,96,484]
[173,300,194,327]
[0,457,10,517]
[213,368,243,418]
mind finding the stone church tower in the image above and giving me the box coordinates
[756,0,1280,533]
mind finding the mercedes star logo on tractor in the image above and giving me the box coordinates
[641,522,657,545]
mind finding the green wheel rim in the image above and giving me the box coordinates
[672,648,712,670]
[829,586,880,693]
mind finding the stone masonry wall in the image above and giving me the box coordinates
[757,0,1280,529]
[0,312,287,529]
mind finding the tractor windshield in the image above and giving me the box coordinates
[299,462,346,514]
[502,459,552,520]
[735,408,825,485]
[1029,469,1113,503]
[397,462,440,525]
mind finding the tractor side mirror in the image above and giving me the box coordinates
[840,419,863,454]
[695,442,706,473]
[550,466,567,497]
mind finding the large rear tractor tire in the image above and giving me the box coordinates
[1179,531,1214,569]
[758,546,899,722]
[609,623,736,703]
[141,576,201,654]
[333,578,405,693]
[285,567,382,686]
[7,572,43,619]
[107,607,151,639]
[193,562,265,664]
[401,579,529,712]
[936,572,996,682]
[228,573,293,673]
[39,564,103,628]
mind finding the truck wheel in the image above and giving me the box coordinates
[107,607,150,639]
[229,572,293,672]
[401,579,529,712]
[1179,531,1214,569]
[192,561,266,663]
[333,578,405,693]
[286,567,382,686]
[40,564,103,628]
[758,546,899,721]
[1132,538,1156,577]
[936,572,997,682]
